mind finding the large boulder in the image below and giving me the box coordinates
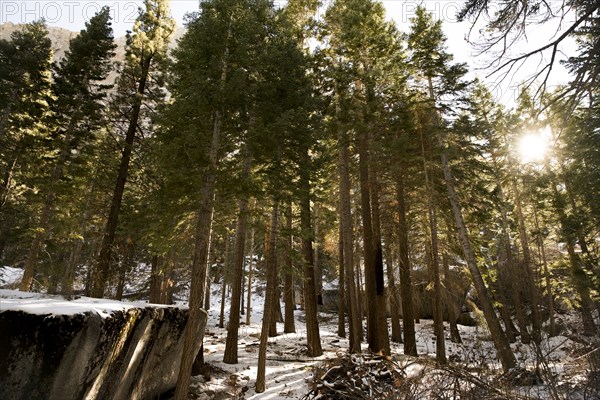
[0,290,206,400]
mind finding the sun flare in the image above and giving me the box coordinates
[517,128,551,163]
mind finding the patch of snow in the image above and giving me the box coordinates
[0,289,182,318]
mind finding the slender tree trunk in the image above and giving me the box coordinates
[497,180,530,344]
[357,126,382,353]
[441,149,517,371]
[299,149,322,357]
[429,205,446,363]
[90,55,152,298]
[338,129,361,353]
[174,114,223,400]
[511,178,542,344]
[396,169,417,356]
[246,227,255,326]
[149,255,162,304]
[419,125,446,363]
[533,206,555,335]
[219,232,231,329]
[547,167,597,335]
[269,282,281,337]
[161,254,175,304]
[442,250,461,343]
[223,148,252,363]
[256,198,279,393]
[284,203,296,334]
[20,145,69,292]
[369,172,390,355]
[385,235,402,343]
[116,239,134,301]
[337,213,346,338]
[314,205,323,306]
[62,169,99,299]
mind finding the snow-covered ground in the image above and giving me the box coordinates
[1,265,598,399]
[187,282,599,399]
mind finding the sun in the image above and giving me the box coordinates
[517,128,551,164]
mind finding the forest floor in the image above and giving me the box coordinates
[182,282,600,400]
[1,266,598,399]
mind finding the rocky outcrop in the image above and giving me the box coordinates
[0,301,206,400]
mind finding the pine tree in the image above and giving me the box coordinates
[0,21,53,265]
[90,0,174,298]
[408,6,516,371]
[19,7,116,292]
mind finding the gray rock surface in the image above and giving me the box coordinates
[0,304,206,400]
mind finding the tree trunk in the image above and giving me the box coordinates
[337,214,346,338]
[395,169,417,356]
[174,113,220,399]
[441,149,517,372]
[90,55,152,298]
[429,205,446,363]
[497,178,530,344]
[420,125,446,363]
[442,250,461,343]
[511,178,542,344]
[246,227,255,326]
[547,167,597,336]
[116,239,134,301]
[314,205,323,306]
[20,144,69,292]
[223,150,251,362]
[338,128,361,353]
[299,149,322,357]
[357,126,382,353]
[369,172,390,355]
[219,232,231,329]
[256,198,280,393]
[385,235,402,343]
[284,203,296,334]
[149,255,162,304]
[533,206,555,336]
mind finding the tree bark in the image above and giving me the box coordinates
[219,232,231,329]
[246,227,255,326]
[441,149,517,371]
[511,177,542,344]
[223,150,251,362]
[338,128,361,353]
[256,198,279,393]
[299,149,322,357]
[395,169,417,356]
[284,203,296,334]
[385,234,402,343]
[337,213,346,338]
[419,124,446,363]
[369,172,390,355]
[357,126,382,353]
[442,249,461,343]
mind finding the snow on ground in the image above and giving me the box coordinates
[188,283,598,399]
[1,266,597,399]
[0,289,177,317]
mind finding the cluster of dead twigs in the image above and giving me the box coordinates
[301,350,600,400]
[302,352,416,399]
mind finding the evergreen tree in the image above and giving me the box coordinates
[0,21,53,265]
[90,0,174,298]
[19,7,116,292]
[407,6,516,371]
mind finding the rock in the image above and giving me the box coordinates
[0,301,206,400]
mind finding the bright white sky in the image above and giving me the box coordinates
[1,0,576,106]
